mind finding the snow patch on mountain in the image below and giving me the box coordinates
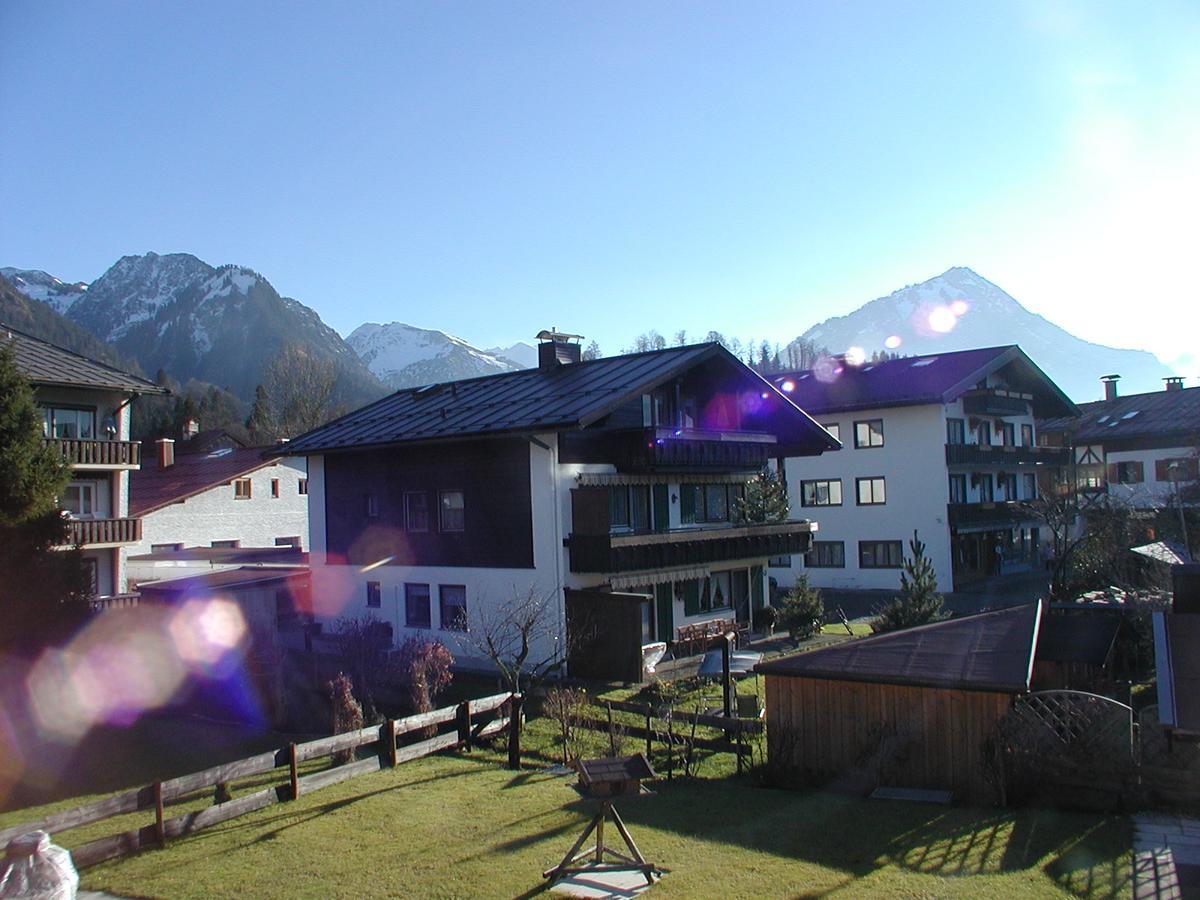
[485,341,538,369]
[348,322,521,388]
[0,268,88,315]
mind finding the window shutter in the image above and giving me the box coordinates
[652,483,670,532]
[680,484,696,524]
[750,565,764,610]
[683,580,700,616]
[1155,460,1169,482]
[1108,464,1119,484]
[655,583,674,641]
[1132,461,1144,483]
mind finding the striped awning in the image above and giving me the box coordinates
[576,472,753,487]
[607,564,712,590]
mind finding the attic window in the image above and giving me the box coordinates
[1121,410,1141,420]
[412,384,441,398]
[207,448,233,458]
[911,358,938,367]
[1097,415,1111,424]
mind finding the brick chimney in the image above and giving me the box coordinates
[536,328,583,370]
[156,437,175,468]
[1165,376,1185,392]
[1101,374,1120,401]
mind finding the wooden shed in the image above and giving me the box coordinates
[756,601,1041,803]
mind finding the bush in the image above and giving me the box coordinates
[871,531,947,634]
[328,672,363,765]
[777,577,823,642]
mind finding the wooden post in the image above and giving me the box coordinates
[153,781,165,848]
[736,723,744,774]
[288,743,299,801]
[385,720,398,767]
[457,701,472,751]
[645,707,653,758]
[666,716,674,781]
[722,634,734,719]
[507,694,522,770]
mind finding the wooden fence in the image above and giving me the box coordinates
[0,692,516,870]
[573,698,764,775]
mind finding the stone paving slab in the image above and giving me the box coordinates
[550,863,660,898]
[1132,814,1200,899]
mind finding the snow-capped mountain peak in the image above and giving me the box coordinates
[347,322,521,389]
[0,267,88,315]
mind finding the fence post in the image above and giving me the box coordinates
[289,743,299,801]
[507,693,522,770]
[385,720,398,768]
[153,781,165,848]
[645,707,653,758]
[457,701,472,751]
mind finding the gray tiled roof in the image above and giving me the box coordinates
[1039,385,1200,444]
[279,342,839,456]
[1,322,165,395]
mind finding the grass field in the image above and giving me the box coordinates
[3,730,1131,900]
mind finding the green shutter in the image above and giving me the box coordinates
[680,484,696,524]
[652,483,670,532]
[683,579,701,616]
[750,565,765,610]
[655,582,674,642]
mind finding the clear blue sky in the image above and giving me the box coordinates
[2,1,1197,370]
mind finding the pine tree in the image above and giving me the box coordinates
[732,468,790,524]
[246,384,278,444]
[0,346,90,651]
[870,530,948,633]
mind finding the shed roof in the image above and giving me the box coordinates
[1038,385,1200,446]
[130,447,283,516]
[772,346,1077,418]
[756,601,1042,693]
[138,565,309,594]
[1,321,165,395]
[276,342,838,456]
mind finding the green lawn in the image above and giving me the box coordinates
[822,622,875,636]
[7,738,1131,899]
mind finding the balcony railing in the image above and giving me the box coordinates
[45,438,141,468]
[89,593,141,612]
[614,428,775,472]
[64,517,142,546]
[962,390,1031,417]
[945,443,1069,467]
[946,502,1031,530]
[567,520,815,574]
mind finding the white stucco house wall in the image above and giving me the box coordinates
[770,345,1078,593]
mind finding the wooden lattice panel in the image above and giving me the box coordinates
[1012,690,1135,764]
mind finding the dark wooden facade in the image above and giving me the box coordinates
[763,674,1014,804]
[323,438,534,568]
[560,428,773,473]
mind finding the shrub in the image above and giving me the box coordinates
[871,530,947,634]
[328,672,363,765]
[394,638,454,738]
[777,576,823,642]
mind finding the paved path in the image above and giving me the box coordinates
[1133,813,1200,899]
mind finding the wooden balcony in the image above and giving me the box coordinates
[45,437,141,469]
[962,389,1031,417]
[946,502,1030,531]
[568,520,814,574]
[64,517,142,547]
[561,427,776,473]
[945,443,1069,467]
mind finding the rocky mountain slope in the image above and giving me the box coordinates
[347,322,523,389]
[0,272,135,370]
[792,267,1173,401]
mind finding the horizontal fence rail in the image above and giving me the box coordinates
[0,692,516,870]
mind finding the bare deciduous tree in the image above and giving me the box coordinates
[464,585,583,694]
[263,342,340,438]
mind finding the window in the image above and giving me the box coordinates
[703,484,728,522]
[365,494,378,517]
[1156,458,1199,482]
[1023,473,1037,499]
[275,536,301,547]
[976,420,991,446]
[949,474,966,504]
[859,540,903,568]
[405,492,429,531]
[42,406,96,440]
[609,485,651,532]
[439,490,465,532]
[1000,422,1015,447]
[1021,424,1034,447]
[855,477,886,505]
[1115,461,1144,484]
[233,478,252,500]
[806,541,845,568]
[366,581,382,609]
[405,583,431,628]
[680,483,740,524]
[298,478,309,495]
[768,555,792,568]
[853,419,884,448]
[978,474,994,502]
[211,539,240,548]
[946,418,965,445]
[439,585,467,631]
[822,423,841,443]
[62,481,96,517]
[1001,473,1018,500]
[270,479,280,498]
[82,558,98,596]
[800,479,842,507]
[151,542,183,553]
[706,571,732,611]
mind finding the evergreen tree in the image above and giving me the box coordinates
[246,384,279,444]
[733,468,790,524]
[870,530,948,633]
[0,346,90,651]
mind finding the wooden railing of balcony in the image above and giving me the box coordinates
[944,443,1069,467]
[65,517,142,546]
[946,502,1029,529]
[45,438,141,467]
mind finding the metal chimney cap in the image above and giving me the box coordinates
[535,329,584,343]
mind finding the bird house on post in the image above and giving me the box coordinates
[544,753,664,886]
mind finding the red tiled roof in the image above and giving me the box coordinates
[130,447,275,516]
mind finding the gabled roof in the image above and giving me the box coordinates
[137,565,309,595]
[1,321,165,395]
[278,342,839,456]
[1038,385,1200,445]
[772,346,1077,418]
[756,601,1042,693]
[130,447,284,516]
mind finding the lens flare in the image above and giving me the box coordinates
[950,299,969,317]
[844,346,867,367]
[928,306,957,334]
[813,355,843,384]
[884,335,902,350]
[169,598,247,672]
[779,379,795,393]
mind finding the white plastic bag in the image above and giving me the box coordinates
[0,831,78,900]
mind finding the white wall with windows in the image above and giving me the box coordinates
[1104,446,1199,509]
[130,458,309,557]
